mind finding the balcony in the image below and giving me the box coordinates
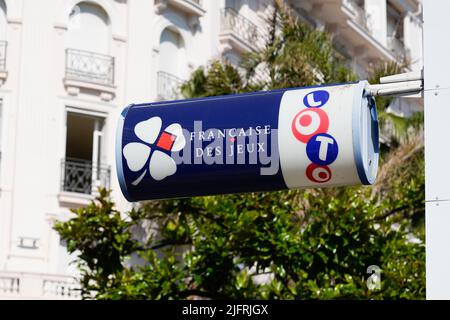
[0,271,80,300]
[59,158,110,206]
[157,71,184,101]
[64,48,115,101]
[0,40,7,85]
[154,0,205,29]
[219,7,259,54]
[299,0,399,64]
[340,0,403,62]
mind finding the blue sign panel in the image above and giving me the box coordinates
[118,91,286,201]
[116,82,379,202]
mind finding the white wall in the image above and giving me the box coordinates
[0,0,6,39]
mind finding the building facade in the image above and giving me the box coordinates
[0,0,422,299]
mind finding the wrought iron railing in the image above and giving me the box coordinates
[65,48,115,87]
[220,7,259,46]
[157,71,184,101]
[61,158,110,195]
[0,41,7,70]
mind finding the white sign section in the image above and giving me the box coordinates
[278,81,378,188]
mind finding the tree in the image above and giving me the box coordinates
[55,1,424,300]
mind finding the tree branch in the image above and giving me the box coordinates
[370,205,423,222]
[137,239,192,251]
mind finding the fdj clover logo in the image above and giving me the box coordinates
[292,90,339,183]
[122,116,186,185]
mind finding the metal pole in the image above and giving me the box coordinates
[423,0,450,300]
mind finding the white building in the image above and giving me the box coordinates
[0,0,422,299]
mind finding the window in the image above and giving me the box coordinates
[62,112,110,194]
[159,28,185,77]
[65,2,114,87]
[66,2,110,54]
[157,28,186,100]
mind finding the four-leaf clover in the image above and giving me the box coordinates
[123,116,186,185]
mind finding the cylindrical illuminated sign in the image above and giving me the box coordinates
[116,81,379,202]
